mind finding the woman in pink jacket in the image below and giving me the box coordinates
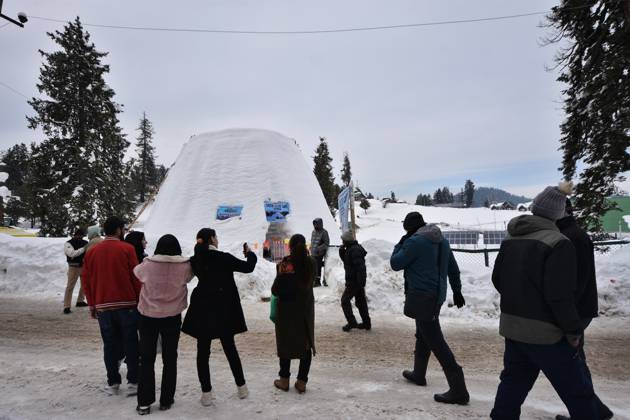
[133,234,194,415]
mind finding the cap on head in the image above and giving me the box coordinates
[403,212,426,232]
[341,230,354,243]
[531,181,572,221]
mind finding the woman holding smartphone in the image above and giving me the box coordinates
[181,228,257,407]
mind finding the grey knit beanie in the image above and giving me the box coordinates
[341,230,355,243]
[531,182,573,221]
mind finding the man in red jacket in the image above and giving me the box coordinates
[82,216,142,396]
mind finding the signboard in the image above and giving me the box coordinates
[338,185,352,232]
[264,201,291,222]
[216,205,243,220]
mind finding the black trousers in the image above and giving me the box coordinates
[137,314,181,407]
[279,350,312,383]
[341,283,371,325]
[415,316,460,374]
[196,335,245,392]
[491,339,597,420]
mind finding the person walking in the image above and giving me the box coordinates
[181,228,257,406]
[554,198,612,420]
[310,218,329,287]
[63,228,88,314]
[271,234,316,394]
[390,212,469,405]
[134,234,194,415]
[339,230,371,332]
[125,231,148,264]
[82,216,142,397]
[490,183,598,420]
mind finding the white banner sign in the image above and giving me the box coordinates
[338,185,352,232]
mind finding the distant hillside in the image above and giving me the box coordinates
[473,187,531,207]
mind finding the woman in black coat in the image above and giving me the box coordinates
[181,228,257,406]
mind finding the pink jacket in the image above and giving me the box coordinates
[134,255,194,318]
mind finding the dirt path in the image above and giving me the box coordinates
[0,296,629,419]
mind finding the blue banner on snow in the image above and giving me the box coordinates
[265,201,291,222]
[216,205,244,220]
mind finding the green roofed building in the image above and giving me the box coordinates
[602,196,630,233]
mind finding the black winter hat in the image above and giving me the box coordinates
[403,212,426,232]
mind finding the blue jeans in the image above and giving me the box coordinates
[491,338,597,420]
[97,307,140,386]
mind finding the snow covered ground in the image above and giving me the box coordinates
[0,297,628,420]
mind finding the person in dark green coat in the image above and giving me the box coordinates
[271,234,316,394]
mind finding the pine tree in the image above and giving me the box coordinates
[484,198,490,208]
[415,193,433,206]
[360,198,371,213]
[27,17,132,234]
[1,143,30,195]
[433,189,443,204]
[133,112,157,202]
[464,179,475,208]
[313,137,337,212]
[546,1,630,231]
[341,152,352,187]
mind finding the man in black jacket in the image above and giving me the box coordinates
[339,231,371,332]
[554,199,612,420]
[490,183,598,420]
[63,228,88,314]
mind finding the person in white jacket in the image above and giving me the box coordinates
[63,228,88,314]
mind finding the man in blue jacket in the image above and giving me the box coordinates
[390,212,469,405]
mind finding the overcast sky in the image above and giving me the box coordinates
[0,0,571,199]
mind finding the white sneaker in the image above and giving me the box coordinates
[104,383,120,396]
[237,384,249,399]
[126,383,138,397]
[200,391,214,406]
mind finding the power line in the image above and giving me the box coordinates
[0,81,29,99]
[27,3,598,35]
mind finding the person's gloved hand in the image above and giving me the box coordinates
[453,291,466,308]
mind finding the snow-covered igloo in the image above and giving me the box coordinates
[138,128,338,256]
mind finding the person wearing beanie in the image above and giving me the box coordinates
[63,227,89,314]
[490,183,598,419]
[338,230,371,332]
[85,225,103,253]
[555,199,613,420]
[390,212,469,406]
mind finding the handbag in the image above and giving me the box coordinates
[269,294,278,324]
[403,244,441,321]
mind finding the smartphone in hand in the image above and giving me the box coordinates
[243,242,249,256]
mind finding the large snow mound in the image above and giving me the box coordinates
[137,128,337,253]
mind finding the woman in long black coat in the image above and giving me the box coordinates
[181,228,257,406]
[272,234,316,394]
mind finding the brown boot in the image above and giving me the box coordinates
[294,380,306,394]
[274,377,289,392]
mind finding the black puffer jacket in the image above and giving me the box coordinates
[492,215,582,345]
[339,241,367,287]
[556,216,598,319]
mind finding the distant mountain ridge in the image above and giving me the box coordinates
[473,187,531,207]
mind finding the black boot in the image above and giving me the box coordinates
[402,350,429,386]
[357,322,371,331]
[342,322,358,332]
[434,366,469,405]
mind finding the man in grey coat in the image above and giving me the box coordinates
[310,218,330,287]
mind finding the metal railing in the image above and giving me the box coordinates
[452,240,629,267]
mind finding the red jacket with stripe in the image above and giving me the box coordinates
[82,237,142,311]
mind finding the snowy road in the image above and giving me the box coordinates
[0,297,628,419]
